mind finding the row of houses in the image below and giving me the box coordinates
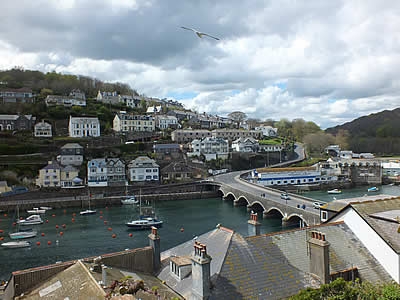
[35,155,203,188]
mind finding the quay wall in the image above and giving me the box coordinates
[0,190,219,212]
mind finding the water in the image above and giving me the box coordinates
[302,184,400,202]
[2,185,399,281]
[0,197,284,281]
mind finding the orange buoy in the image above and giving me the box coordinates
[112,233,117,238]
[107,227,112,231]
[47,241,51,245]
[20,217,23,220]
[12,222,16,226]
[72,213,76,217]
[129,233,133,237]
[180,227,184,232]
[62,224,66,228]
[52,214,56,217]
[100,211,103,214]
[104,220,108,225]
[99,215,103,219]
[59,232,64,236]
[0,229,3,233]
[71,218,75,222]
[36,241,41,246]
[46,219,49,223]
[63,209,67,214]
[41,233,45,237]
[55,225,59,229]
[0,237,4,241]
[3,214,7,217]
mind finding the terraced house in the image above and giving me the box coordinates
[113,111,155,133]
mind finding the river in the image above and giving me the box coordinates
[1,184,399,281]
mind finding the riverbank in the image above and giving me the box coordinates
[0,190,219,212]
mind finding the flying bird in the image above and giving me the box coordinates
[181,26,220,40]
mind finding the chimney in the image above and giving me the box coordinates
[148,226,161,272]
[308,231,330,284]
[190,242,212,300]
[101,265,107,287]
[247,212,261,236]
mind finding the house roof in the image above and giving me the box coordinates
[158,227,234,299]
[346,197,400,254]
[209,222,391,299]
[323,194,397,213]
[161,162,194,173]
[16,260,106,299]
[61,143,83,149]
[153,143,180,150]
[42,161,62,170]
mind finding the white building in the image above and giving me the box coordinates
[258,144,283,152]
[189,137,229,161]
[232,137,259,152]
[127,156,159,182]
[252,169,338,186]
[155,115,178,130]
[113,112,155,133]
[382,161,400,177]
[255,125,278,137]
[87,158,108,187]
[69,116,100,138]
[146,105,162,114]
[34,120,52,138]
[331,197,400,283]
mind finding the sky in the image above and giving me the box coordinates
[1,0,399,129]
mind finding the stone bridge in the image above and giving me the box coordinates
[214,182,321,227]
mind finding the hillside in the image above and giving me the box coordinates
[326,107,400,155]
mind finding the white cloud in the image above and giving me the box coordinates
[0,0,399,129]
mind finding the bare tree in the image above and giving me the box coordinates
[228,111,247,129]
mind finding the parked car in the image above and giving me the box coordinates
[313,202,324,209]
[281,192,290,200]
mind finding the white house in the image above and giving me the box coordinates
[189,137,229,161]
[232,137,259,152]
[254,125,278,137]
[69,116,100,138]
[87,158,108,187]
[127,156,159,182]
[155,115,178,130]
[258,144,283,152]
[96,91,119,105]
[34,120,52,138]
[146,105,162,114]
[113,112,155,133]
[331,197,400,283]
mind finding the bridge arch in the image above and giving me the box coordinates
[285,213,308,227]
[264,207,285,218]
[234,196,249,207]
[223,192,236,202]
[247,201,267,213]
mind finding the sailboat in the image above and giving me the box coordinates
[9,206,37,239]
[125,190,163,230]
[80,191,96,215]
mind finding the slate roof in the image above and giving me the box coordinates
[158,227,234,299]
[61,143,83,149]
[17,261,106,299]
[209,222,391,300]
[350,197,400,253]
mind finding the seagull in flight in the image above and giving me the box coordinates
[181,26,220,40]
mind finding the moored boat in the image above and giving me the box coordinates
[367,186,379,192]
[17,215,43,226]
[39,206,52,211]
[27,208,46,214]
[327,189,342,194]
[121,196,139,205]
[1,241,31,248]
[125,217,163,230]
[9,228,37,240]
[80,209,97,216]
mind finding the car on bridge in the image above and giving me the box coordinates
[280,192,290,200]
[313,202,324,209]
